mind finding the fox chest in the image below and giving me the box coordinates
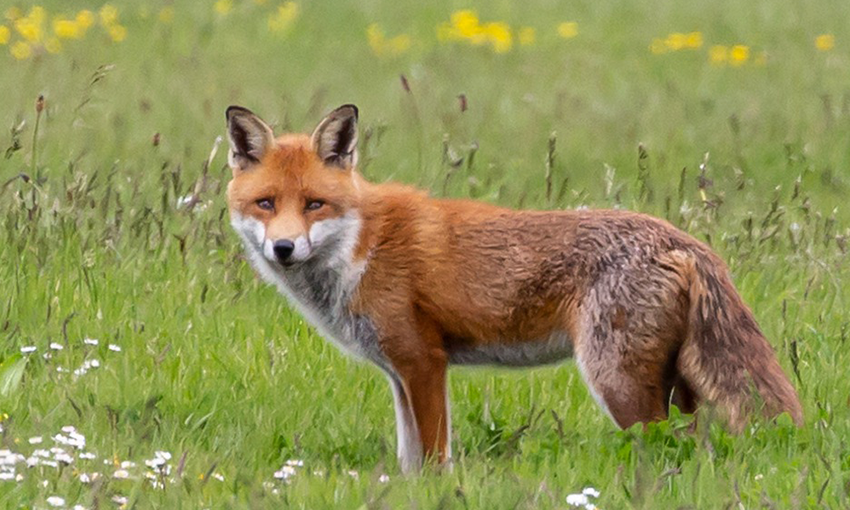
[252,255,384,365]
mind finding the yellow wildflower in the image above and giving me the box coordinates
[708,45,728,65]
[486,22,511,53]
[44,37,61,54]
[0,25,9,45]
[686,32,703,49]
[76,10,94,30]
[557,21,578,39]
[367,23,384,56]
[815,34,835,52]
[108,24,127,42]
[10,41,31,60]
[518,26,535,46]
[388,34,411,55]
[451,10,480,39]
[268,2,298,32]
[214,0,233,16]
[367,24,410,57]
[159,7,175,24]
[730,44,749,66]
[5,7,22,21]
[53,19,82,39]
[649,38,666,55]
[665,32,686,51]
[14,13,43,43]
[100,5,119,26]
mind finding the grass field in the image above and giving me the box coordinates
[1,0,849,508]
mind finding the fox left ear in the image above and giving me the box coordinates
[311,104,359,169]
[225,106,275,171]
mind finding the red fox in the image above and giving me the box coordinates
[225,104,803,473]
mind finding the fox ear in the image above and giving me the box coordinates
[311,104,359,169]
[225,106,275,171]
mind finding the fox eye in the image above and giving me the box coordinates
[256,198,274,211]
[305,200,325,211]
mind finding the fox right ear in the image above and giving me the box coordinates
[225,106,275,171]
[311,104,359,169]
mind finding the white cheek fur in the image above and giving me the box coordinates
[231,211,266,249]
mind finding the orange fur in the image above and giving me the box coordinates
[225,105,803,473]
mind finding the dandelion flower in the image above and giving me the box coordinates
[451,10,480,39]
[730,44,749,66]
[53,19,81,39]
[686,32,703,49]
[0,25,10,45]
[815,34,835,51]
[486,22,512,53]
[557,21,578,39]
[665,32,687,51]
[76,10,94,30]
[14,16,42,43]
[366,24,384,55]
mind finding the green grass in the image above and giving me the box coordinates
[1,0,849,508]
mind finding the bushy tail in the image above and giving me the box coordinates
[677,253,803,431]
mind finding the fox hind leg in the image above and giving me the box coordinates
[576,344,669,429]
[574,262,691,428]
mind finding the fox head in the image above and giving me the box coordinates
[225,104,363,268]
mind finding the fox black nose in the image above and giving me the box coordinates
[273,239,295,262]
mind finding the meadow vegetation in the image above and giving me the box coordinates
[1,0,849,508]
